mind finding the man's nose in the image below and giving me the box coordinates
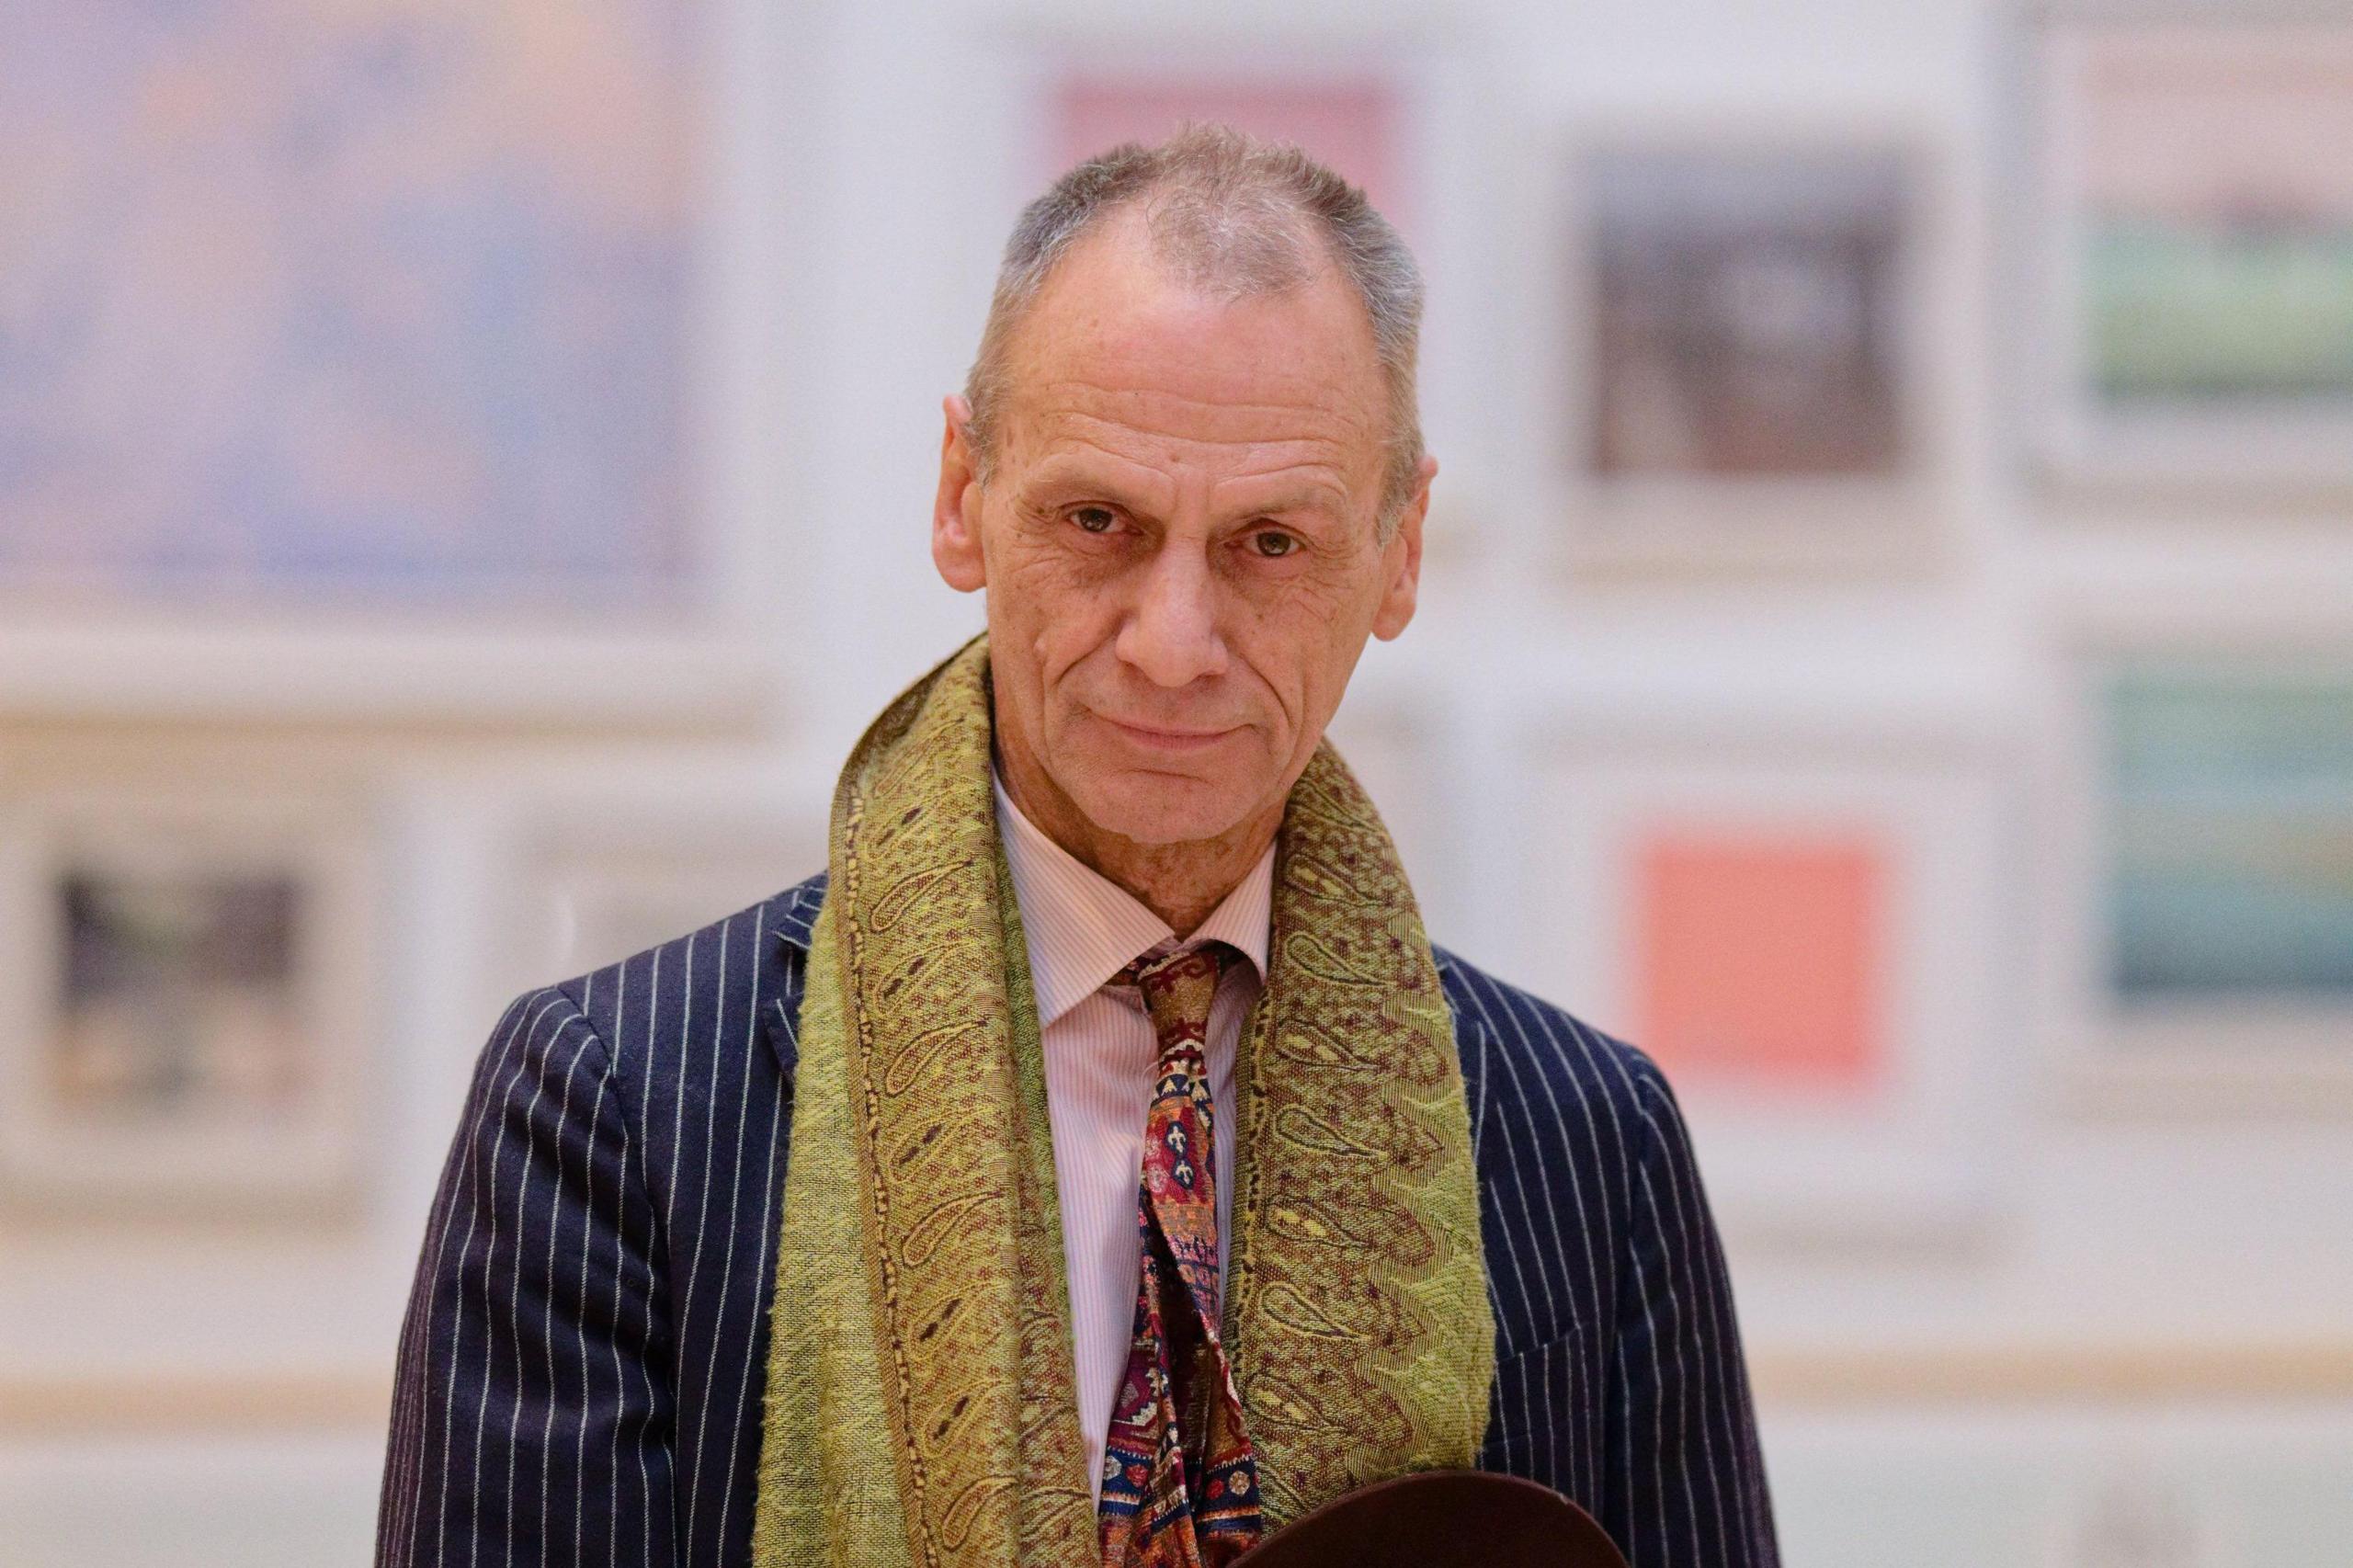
[1115,542,1229,688]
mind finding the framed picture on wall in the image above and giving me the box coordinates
[0,0,782,724]
[2039,644,2353,1112]
[1529,732,2014,1240]
[491,762,828,1009]
[998,31,1415,235]
[1556,130,1954,576]
[0,783,376,1211]
[1046,72,1407,231]
[2026,9,2353,500]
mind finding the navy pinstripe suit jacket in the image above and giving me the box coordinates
[378,869,1779,1566]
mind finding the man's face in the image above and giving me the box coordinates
[932,212,1430,852]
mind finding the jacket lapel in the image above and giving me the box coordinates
[756,870,828,1080]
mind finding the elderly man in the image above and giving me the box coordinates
[378,126,1779,1568]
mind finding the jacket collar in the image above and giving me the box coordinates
[770,869,826,954]
[756,870,827,1076]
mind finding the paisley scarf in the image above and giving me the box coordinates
[750,634,1493,1566]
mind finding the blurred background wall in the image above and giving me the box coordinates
[4,0,2351,1562]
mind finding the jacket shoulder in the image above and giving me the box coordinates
[1434,943,1672,1120]
[1432,945,1693,1259]
[1432,946,1707,1358]
[537,869,829,1076]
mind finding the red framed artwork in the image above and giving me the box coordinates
[1631,828,1890,1101]
[1529,734,2011,1241]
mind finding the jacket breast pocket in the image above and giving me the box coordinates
[1483,1324,1589,1499]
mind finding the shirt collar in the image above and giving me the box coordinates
[992,767,1274,1030]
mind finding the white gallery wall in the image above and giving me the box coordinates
[4,1,2349,1563]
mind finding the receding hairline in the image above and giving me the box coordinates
[987,203,1390,433]
[960,124,1427,537]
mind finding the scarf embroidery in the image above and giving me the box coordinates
[751,635,1493,1566]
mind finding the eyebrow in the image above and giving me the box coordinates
[1018,461,1351,524]
[1017,459,1141,502]
[1233,485,1349,520]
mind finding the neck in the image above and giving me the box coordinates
[993,736,1280,937]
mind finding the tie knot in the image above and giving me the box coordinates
[1116,940,1234,1055]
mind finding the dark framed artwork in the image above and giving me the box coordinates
[1563,135,1945,575]
[0,788,374,1210]
[1587,147,1911,481]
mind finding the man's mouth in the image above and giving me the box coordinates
[1097,714,1237,752]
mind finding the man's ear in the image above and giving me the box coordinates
[932,394,986,593]
[1370,453,1436,641]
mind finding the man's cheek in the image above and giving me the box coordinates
[1006,547,1115,629]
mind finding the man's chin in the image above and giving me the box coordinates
[1071,770,1260,848]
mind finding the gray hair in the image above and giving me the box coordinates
[961,122,1427,538]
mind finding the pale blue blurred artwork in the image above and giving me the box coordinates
[0,0,701,609]
[2107,669,2353,1000]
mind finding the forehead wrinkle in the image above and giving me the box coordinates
[995,211,1391,427]
[1019,422,1358,521]
[1207,470,1354,516]
[1021,415,1373,526]
[1020,402,1366,478]
[1016,315,1383,435]
[996,236,1392,507]
[1023,383,1371,460]
[1017,445,1178,509]
[1024,373,1376,439]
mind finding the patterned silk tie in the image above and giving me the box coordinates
[1097,940,1265,1568]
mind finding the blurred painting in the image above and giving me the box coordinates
[0,798,369,1209]
[2107,669,2353,1001]
[51,869,311,1123]
[0,0,702,608]
[1051,74,1404,232]
[1586,147,1910,478]
[1631,828,1888,1096]
[2060,25,2353,419]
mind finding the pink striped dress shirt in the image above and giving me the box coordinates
[991,769,1275,1502]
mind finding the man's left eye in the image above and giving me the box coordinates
[1250,530,1298,558]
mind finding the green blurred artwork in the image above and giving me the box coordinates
[2064,24,2353,419]
[2088,225,2353,405]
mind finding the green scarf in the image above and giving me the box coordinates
[751,634,1494,1566]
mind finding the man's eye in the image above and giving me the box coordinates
[1250,529,1298,558]
[1070,506,1117,534]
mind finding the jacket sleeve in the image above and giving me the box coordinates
[377,986,678,1567]
[1602,1055,1781,1567]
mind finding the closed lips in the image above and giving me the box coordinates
[1101,716,1235,742]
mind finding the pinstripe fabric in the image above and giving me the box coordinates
[378,870,1779,1566]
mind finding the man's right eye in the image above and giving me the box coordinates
[1070,506,1117,534]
